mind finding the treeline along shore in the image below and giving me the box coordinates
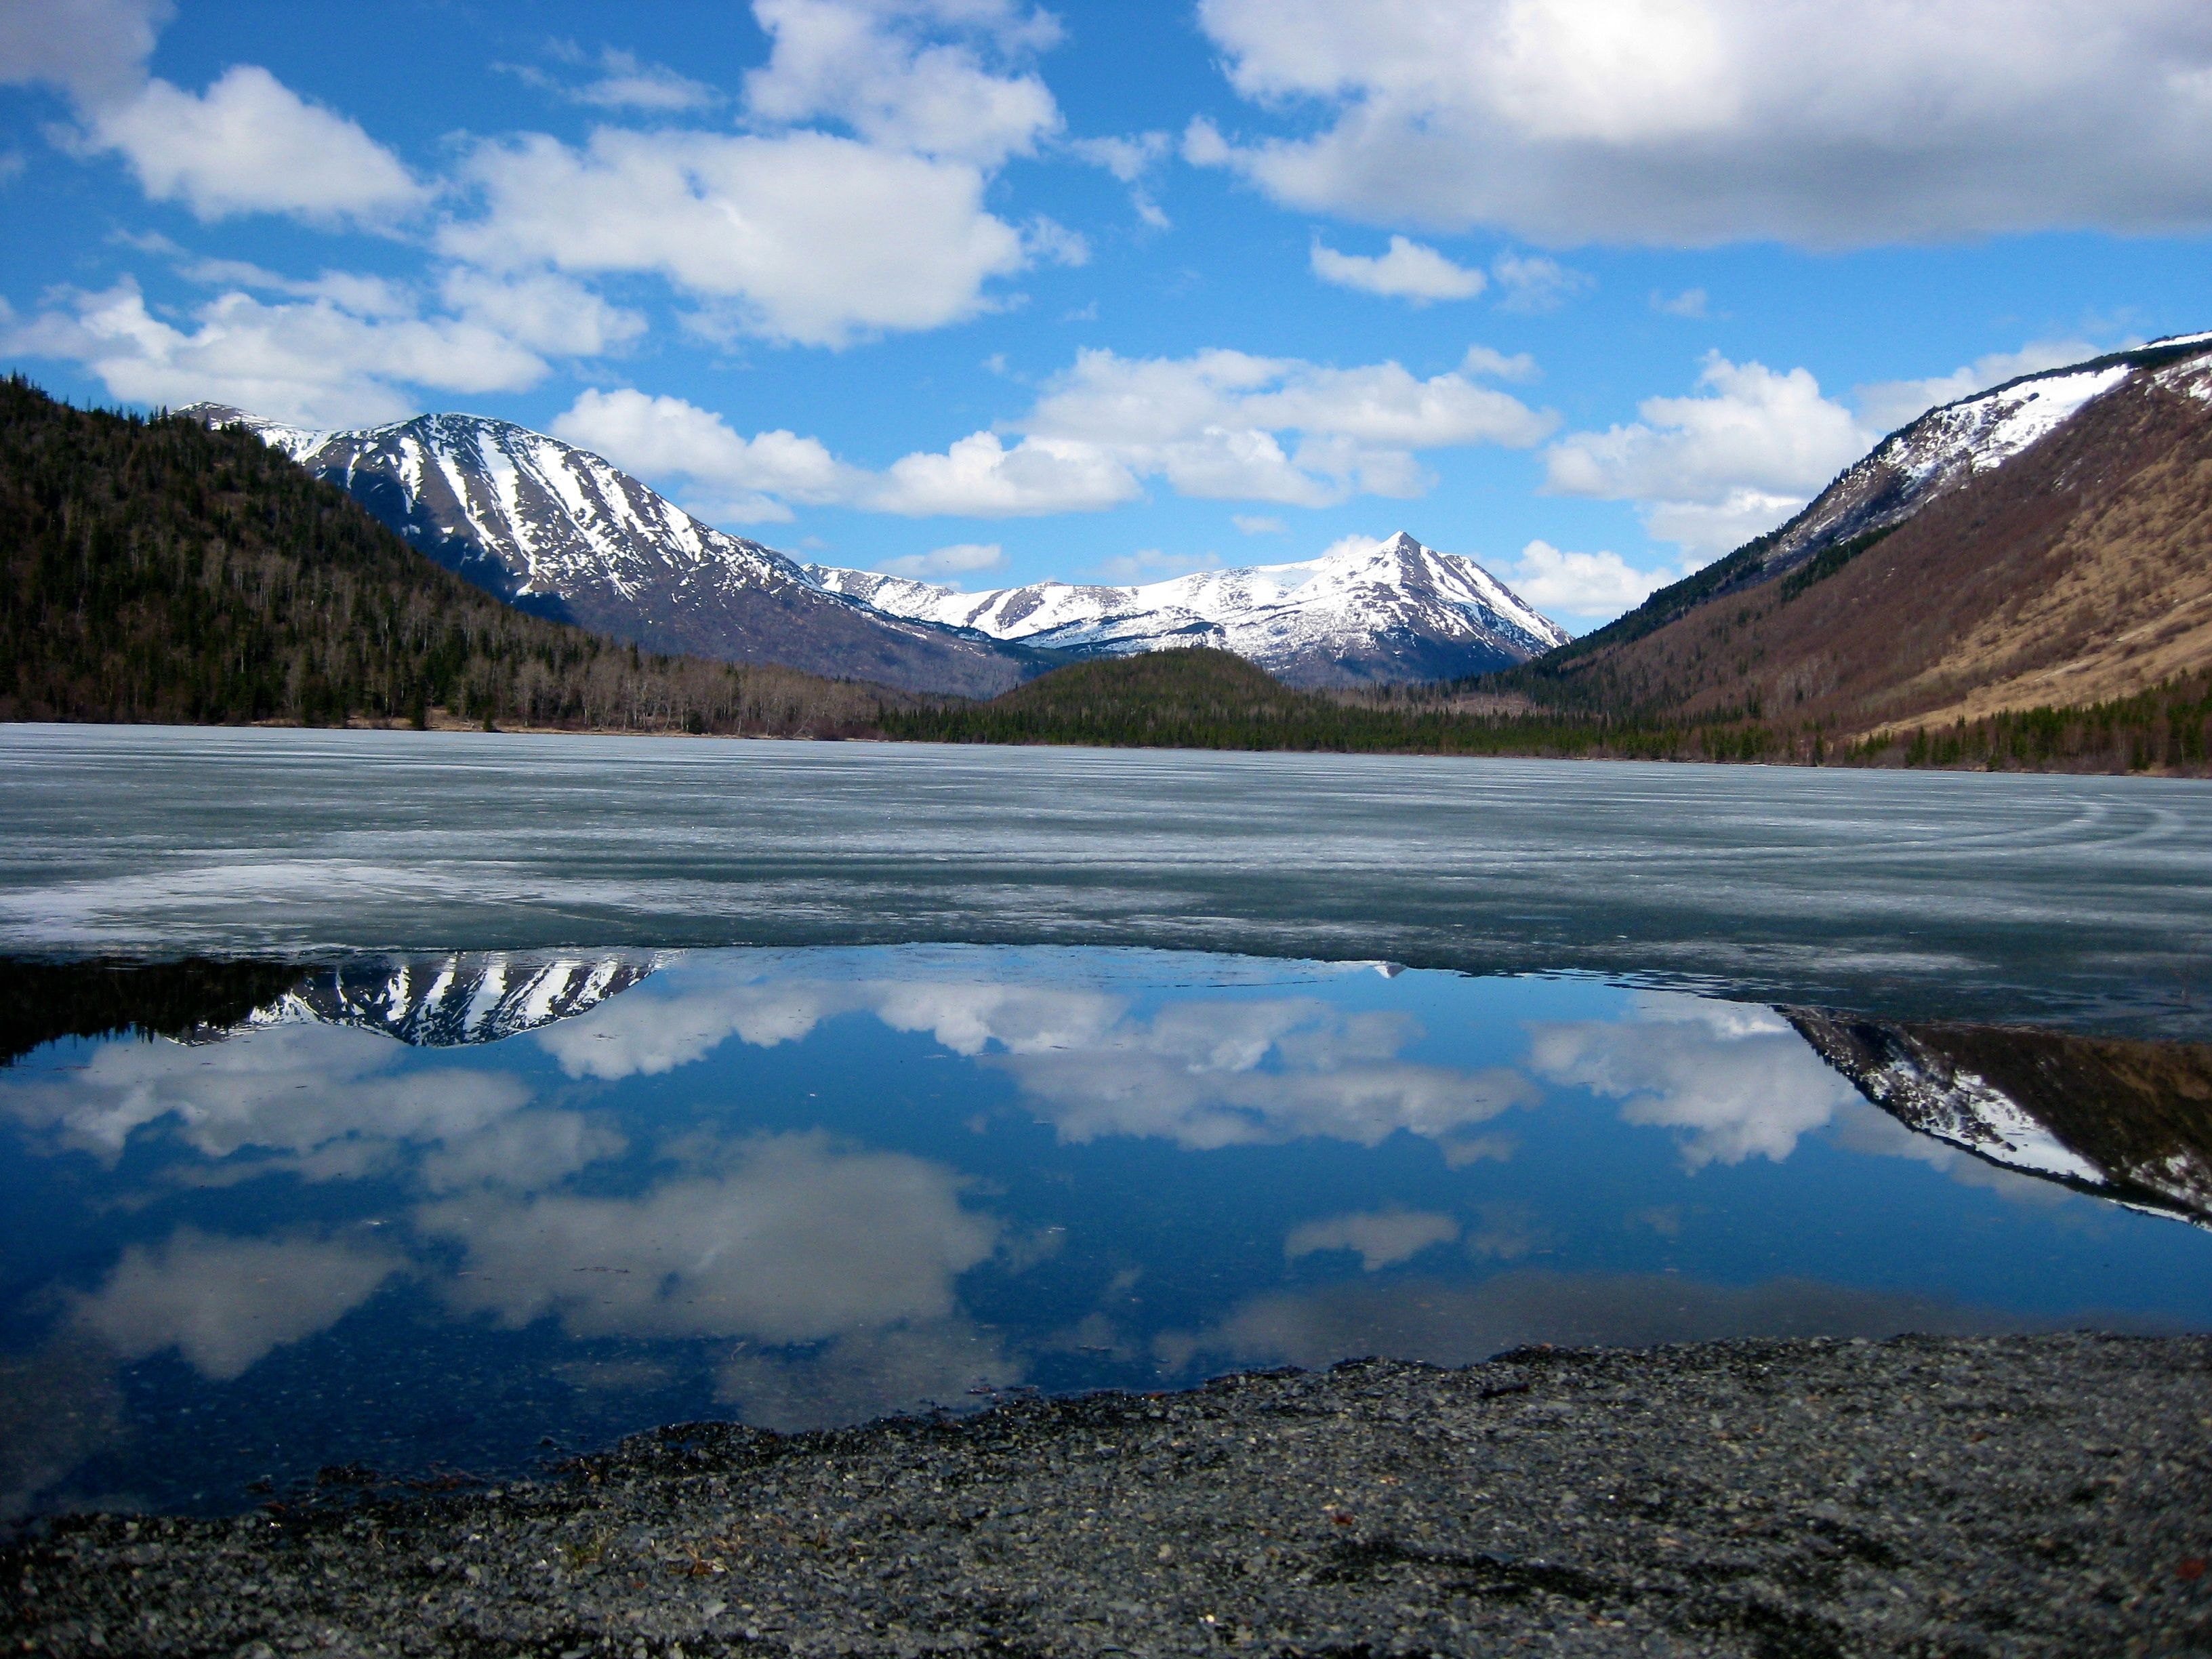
[5,377,2206,773]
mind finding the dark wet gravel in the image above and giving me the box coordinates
[6,1333,2210,1658]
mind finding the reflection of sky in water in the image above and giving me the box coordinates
[3,945,2209,1519]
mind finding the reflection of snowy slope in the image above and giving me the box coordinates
[1785,1008,2212,1227]
[248,954,657,1046]
[810,531,1569,688]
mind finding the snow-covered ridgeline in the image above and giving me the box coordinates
[809,531,1568,682]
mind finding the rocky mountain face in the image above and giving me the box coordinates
[1786,1008,2212,1228]
[183,407,1048,698]
[1521,335,2212,733]
[812,532,1568,689]
[244,953,657,1046]
[193,403,1569,694]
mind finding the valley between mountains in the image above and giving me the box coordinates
[7,331,2212,773]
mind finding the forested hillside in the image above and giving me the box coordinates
[0,378,893,735]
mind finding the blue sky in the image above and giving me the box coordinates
[5,0,2212,629]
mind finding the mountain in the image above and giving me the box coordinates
[812,532,1568,689]
[1787,1008,2212,1229]
[1511,335,2212,739]
[0,377,882,737]
[186,406,1050,699]
[244,952,655,1046]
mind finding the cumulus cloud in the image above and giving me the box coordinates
[1544,353,1871,556]
[1191,0,2212,245]
[1853,337,2104,434]
[1526,993,1862,1169]
[1500,539,1680,626]
[1285,1208,1459,1271]
[1232,514,1286,535]
[3,276,556,428]
[442,127,1028,348]
[554,387,859,523]
[869,430,1147,515]
[85,64,424,222]
[745,0,1062,167]
[1311,235,1486,304]
[1653,287,1710,319]
[74,1229,404,1381]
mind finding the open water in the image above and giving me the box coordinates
[2,725,2209,1519]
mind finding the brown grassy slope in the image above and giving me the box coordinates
[1536,375,2212,739]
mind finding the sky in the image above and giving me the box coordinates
[4,0,2212,631]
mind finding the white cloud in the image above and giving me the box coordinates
[5,277,556,428]
[1652,286,1709,319]
[419,1130,998,1344]
[870,430,1145,515]
[744,0,1062,167]
[1071,130,1172,226]
[1285,1208,1458,1271]
[566,345,1555,520]
[436,268,644,357]
[89,64,424,222]
[1544,352,1871,556]
[1231,514,1286,535]
[553,386,859,523]
[546,45,722,113]
[1490,251,1591,312]
[74,1229,403,1381]
[1527,993,1861,1170]
[1311,234,1486,304]
[0,0,169,105]
[443,127,1028,348]
[1500,539,1680,623]
[1192,0,2212,245]
[1853,338,2103,434]
[879,541,1007,579]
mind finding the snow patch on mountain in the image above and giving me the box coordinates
[809,532,1568,688]
[246,953,657,1047]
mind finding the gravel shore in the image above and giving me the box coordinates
[6,1332,2209,1658]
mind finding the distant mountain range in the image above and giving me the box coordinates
[188,405,1567,695]
[812,532,1566,688]
[1521,332,2212,737]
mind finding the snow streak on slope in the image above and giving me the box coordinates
[810,533,1569,689]
[246,953,657,1047]
[1738,337,2212,590]
[186,405,1044,697]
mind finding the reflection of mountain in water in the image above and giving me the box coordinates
[0,954,657,1064]
[247,955,658,1046]
[1786,1008,2212,1227]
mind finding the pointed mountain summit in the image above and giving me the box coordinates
[811,531,1568,689]
[184,405,1051,697]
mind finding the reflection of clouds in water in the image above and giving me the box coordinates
[417,1132,998,1345]
[1286,1209,1458,1271]
[1465,1201,1551,1262]
[717,1318,1022,1433]
[544,967,1534,1155]
[1159,1269,2086,1376]
[1528,993,1858,1168]
[1825,1096,2071,1206]
[0,1023,530,1168]
[73,1229,406,1382]
[416,1111,626,1193]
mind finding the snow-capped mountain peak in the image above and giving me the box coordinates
[808,531,1567,689]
